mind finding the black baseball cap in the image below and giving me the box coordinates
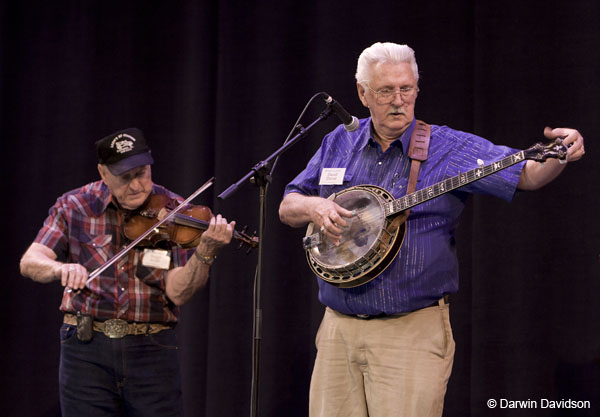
[96,128,154,175]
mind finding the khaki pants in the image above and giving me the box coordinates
[309,302,455,417]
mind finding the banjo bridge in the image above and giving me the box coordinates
[302,233,321,250]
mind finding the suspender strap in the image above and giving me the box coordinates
[405,120,431,208]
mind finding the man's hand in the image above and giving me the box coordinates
[57,263,89,290]
[279,193,354,245]
[311,197,354,243]
[518,126,585,190]
[195,214,235,258]
[544,127,585,163]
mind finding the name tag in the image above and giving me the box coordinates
[142,249,171,270]
[319,168,346,185]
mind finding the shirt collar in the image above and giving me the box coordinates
[363,118,417,154]
[88,180,161,216]
[94,181,154,215]
[95,181,114,215]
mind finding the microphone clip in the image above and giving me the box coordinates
[322,93,359,132]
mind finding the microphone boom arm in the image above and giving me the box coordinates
[218,105,334,200]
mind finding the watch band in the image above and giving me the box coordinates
[194,251,216,265]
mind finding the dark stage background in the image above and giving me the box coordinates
[2,1,599,416]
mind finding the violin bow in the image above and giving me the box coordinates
[75,177,215,291]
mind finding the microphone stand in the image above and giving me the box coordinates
[218,103,335,417]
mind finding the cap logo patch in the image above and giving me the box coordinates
[110,133,136,154]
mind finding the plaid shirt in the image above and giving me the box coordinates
[34,180,195,323]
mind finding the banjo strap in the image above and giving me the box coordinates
[405,120,431,211]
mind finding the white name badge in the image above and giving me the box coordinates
[319,168,346,185]
[142,249,171,270]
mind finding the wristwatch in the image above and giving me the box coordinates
[194,251,216,265]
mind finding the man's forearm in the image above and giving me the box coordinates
[19,243,61,283]
[518,159,566,191]
[165,251,211,306]
[279,192,316,227]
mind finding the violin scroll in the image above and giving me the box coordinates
[236,225,259,252]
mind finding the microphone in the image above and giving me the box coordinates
[324,94,359,132]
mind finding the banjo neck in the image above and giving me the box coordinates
[385,150,527,217]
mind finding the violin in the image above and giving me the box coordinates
[123,194,258,250]
[79,177,232,289]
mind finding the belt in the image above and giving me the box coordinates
[63,313,173,339]
[355,295,450,319]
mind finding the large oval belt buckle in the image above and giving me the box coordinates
[103,319,129,338]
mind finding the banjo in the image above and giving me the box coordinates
[302,138,569,288]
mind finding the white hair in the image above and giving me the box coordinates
[355,42,419,85]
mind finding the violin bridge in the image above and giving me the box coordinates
[157,208,169,221]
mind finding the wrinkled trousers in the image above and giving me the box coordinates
[310,302,455,417]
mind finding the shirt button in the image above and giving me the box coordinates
[377,161,383,165]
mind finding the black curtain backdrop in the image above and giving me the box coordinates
[2,1,599,416]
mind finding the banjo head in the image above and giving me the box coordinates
[307,187,386,270]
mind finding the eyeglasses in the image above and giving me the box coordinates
[364,83,418,104]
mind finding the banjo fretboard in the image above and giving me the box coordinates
[386,151,526,216]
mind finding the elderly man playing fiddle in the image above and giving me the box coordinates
[279,42,584,417]
[20,128,234,417]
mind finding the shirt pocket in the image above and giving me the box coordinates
[136,258,168,291]
[75,233,112,270]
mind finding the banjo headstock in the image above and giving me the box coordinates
[523,138,568,162]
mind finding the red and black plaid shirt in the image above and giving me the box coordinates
[34,180,194,323]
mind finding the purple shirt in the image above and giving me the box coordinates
[284,118,525,314]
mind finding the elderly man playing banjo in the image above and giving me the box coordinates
[279,42,584,417]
